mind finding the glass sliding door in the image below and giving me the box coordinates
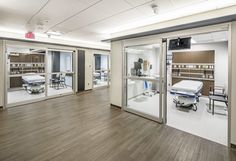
[6,46,46,105]
[5,45,76,107]
[93,54,110,88]
[47,50,74,97]
[124,43,165,122]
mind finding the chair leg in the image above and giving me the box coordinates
[209,98,211,110]
[212,100,215,115]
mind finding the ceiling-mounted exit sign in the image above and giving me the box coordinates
[25,32,35,39]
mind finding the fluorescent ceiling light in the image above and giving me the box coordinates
[51,36,110,48]
[0,26,26,34]
[46,31,62,36]
[191,38,197,44]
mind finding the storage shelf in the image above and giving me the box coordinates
[172,63,214,65]
[10,62,45,75]
[172,68,214,71]
[10,62,45,64]
[179,72,204,75]
[10,67,44,69]
[172,62,214,82]
[172,76,214,81]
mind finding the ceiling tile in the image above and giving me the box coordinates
[171,0,205,8]
[80,9,144,33]
[0,0,48,29]
[53,0,131,32]
[136,0,174,16]
[125,0,152,6]
[30,0,89,32]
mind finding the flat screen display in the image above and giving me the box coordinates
[169,37,191,50]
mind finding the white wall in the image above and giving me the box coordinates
[126,49,159,76]
[110,41,123,107]
[60,52,73,72]
[167,41,228,89]
[47,53,52,74]
[230,22,236,145]
[0,40,4,107]
[100,55,108,70]
[60,52,73,87]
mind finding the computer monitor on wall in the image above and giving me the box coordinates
[134,62,142,70]
[134,62,142,76]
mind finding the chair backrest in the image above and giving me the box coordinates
[60,73,66,80]
[56,73,60,79]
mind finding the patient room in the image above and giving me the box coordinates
[167,31,229,145]
[7,46,74,105]
[125,44,161,119]
[93,54,109,88]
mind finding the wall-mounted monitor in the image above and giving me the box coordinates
[168,37,191,50]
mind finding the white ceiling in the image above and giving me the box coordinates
[192,31,228,44]
[0,0,235,46]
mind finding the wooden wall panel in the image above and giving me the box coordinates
[173,50,215,63]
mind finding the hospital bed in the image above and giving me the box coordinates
[22,74,45,94]
[170,80,203,111]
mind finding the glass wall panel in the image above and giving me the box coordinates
[125,44,162,119]
[7,46,46,104]
[93,54,109,88]
[6,47,75,105]
[47,51,74,96]
[47,51,73,73]
[47,73,73,96]
[126,79,160,117]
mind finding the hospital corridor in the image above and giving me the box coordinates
[1,0,236,161]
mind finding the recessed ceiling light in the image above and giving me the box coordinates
[191,38,197,44]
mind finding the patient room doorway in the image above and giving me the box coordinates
[166,29,229,146]
[123,38,166,122]
[93,53,110,89]
[5,43,75,107]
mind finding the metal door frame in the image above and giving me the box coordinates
[122,38,167,123]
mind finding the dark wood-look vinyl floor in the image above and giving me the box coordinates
[0,88,235,161]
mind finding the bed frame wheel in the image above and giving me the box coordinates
[193,104,197,111]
